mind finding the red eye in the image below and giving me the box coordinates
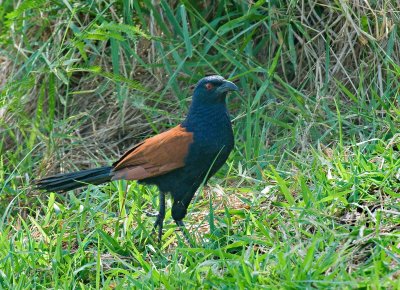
[205,83,214,90]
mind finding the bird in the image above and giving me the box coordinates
[35,75,239,243]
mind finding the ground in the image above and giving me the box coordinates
[0,0,399,288]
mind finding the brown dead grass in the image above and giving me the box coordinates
[0,56,12,89]
[1,1,399,173]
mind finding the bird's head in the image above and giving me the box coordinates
[192,75,239,105]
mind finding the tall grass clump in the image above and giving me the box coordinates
[0,0,399,288]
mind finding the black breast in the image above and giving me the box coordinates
[140,105,234,202]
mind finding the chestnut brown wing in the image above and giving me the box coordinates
[111,125,193,180]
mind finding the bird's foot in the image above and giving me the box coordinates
[152,214,164,244]
[149,193,165,245]
[175,220,194,246]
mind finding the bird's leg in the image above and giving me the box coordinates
[152,192,165,243]
[171,198,195,246]
[175,220,193,246]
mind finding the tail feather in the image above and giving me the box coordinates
[35,166,113,192]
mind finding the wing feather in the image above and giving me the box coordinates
[111,125,193,180]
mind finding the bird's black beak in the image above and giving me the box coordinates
[217,80,239,94]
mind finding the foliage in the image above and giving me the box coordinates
[0,0,399,288]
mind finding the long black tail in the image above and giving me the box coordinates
[35,166,113,192]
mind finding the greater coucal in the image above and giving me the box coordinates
[35,75,239,242]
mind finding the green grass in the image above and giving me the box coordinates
[1,0,400,288]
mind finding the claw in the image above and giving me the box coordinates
[175,220,194,246]
[145,210,159,217]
